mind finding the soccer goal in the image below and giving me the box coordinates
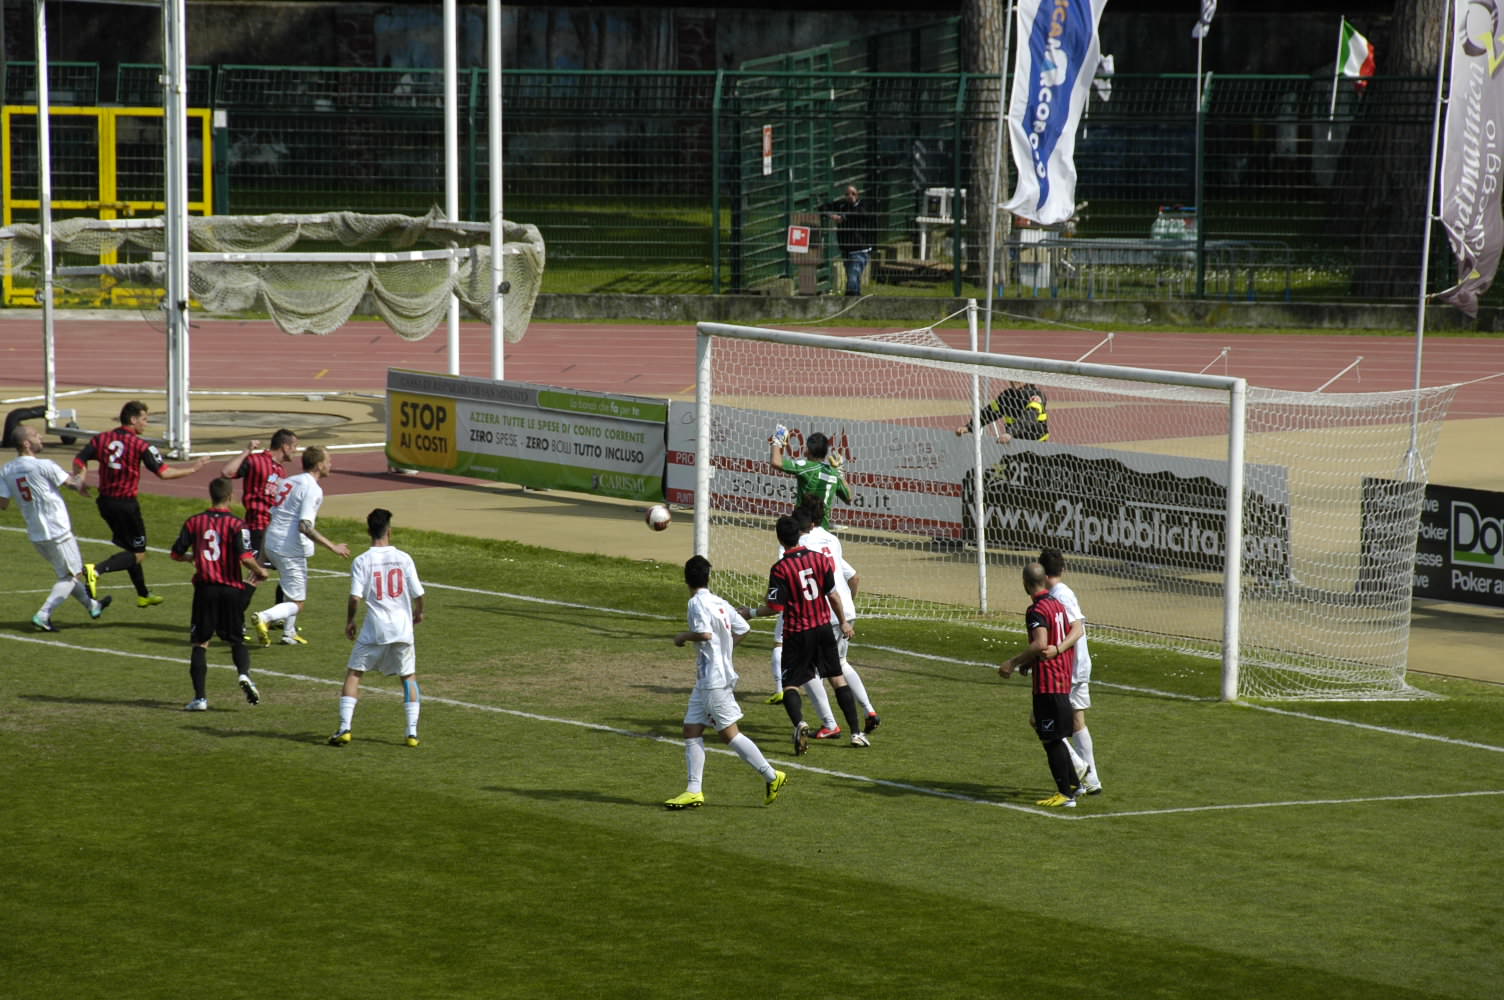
[690,318,1457,701]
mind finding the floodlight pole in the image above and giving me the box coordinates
[33,0,58,428]
[162,0,192,455]
[444,0,460,376]
[487,0,506,381]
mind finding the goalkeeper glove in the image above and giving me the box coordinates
[770,424,789,446]
[828,450,844,469]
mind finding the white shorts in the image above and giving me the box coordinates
[684,684,743,731]
[33,535,84,580]
[346,640,416,677]
[267,550,309,601]
[1070,657,1092,711]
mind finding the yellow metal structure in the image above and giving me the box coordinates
[2,105,213,306]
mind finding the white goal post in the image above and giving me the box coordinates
[688,318,1456,702]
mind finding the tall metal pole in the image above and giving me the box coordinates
[1409,0,1453,479]
[162,0,191,455]
[34,0,57,427]
[444,0,460,376]
[488,0,505,381]
[983,1,1015,353]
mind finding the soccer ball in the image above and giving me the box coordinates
[645,504,672,531]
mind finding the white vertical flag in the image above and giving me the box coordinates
[1435,2,1504,316]
[1003,0,1111,226]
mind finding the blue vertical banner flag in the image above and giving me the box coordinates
[1435,1,1504,317]
[1003,0,1112,226]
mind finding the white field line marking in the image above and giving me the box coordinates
[5,629,1502,822]
[6,528,1504,818]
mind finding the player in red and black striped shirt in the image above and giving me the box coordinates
[739,515,859,757]
[170,477,269,710]
[999,562,1083,806]
[73,400,208,608]
[221,429,299,617]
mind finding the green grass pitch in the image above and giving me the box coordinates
[3,492,1502,999]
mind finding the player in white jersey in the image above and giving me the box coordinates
[665,555,787,809]
[329,508,426,747]
[0,425,111,630]
[794,497,880,740]
[251,445,350,646]
[1041,548,1101,794]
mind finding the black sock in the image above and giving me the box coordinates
[231,642,250,676]
[189,646,208,700]
[96,550,137,575]
[781,689,803,727]
[834,684,861,733]
[126,563,148,598]
[275,584,286,605]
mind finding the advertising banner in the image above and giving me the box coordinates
[667,402,1290,575]
[386,369,667,501]
[1365,478,1504,608]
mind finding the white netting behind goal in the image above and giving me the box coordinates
[690,323,1458,700]
[0,210,544,340]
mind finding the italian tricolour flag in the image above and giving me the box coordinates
[1339,19,1375,91]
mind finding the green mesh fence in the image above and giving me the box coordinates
[1,59,1458,305]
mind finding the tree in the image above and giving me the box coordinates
[962,0,1007,284]
[1350,0,1447,298]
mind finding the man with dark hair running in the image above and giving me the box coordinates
[170,477,269,711]
[665,555,787,809]
[75,400,209,607]
[739,515,861,756]
[768,424,851,529]
[998,562,1083,807]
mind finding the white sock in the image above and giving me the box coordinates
[41,578,75,617]
[804,679,837,730]
[1064,739,1088,781]
[260,602,299,626]
[338,695,357,730]
[283,613,299,636]
[403,677,420,735]
[728,732,776,782]
[1073,727,1098,784]
[770,645,783,691]
[684,737,706,793]
[72,579,95,611]
[840,661,875,715]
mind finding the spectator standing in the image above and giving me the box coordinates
[819,184,877,296]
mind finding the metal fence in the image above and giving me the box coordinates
[2,60,1449,304]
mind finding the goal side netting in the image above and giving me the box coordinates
[1,210,544,341]
[688,321,1456,701]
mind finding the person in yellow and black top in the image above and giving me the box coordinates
[954,382,1048,442]
[953,383,1049,546]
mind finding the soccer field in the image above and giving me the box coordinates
[4,492,1502,999]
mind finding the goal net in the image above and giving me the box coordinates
[688,320,1457,701]
[1,209,544,341]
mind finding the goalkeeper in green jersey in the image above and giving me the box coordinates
[768,425,851,528]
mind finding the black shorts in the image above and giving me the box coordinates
[1031,692,1073,744]
[780,626,842,689]
[97,495,147,552]
[190,583,249,645]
